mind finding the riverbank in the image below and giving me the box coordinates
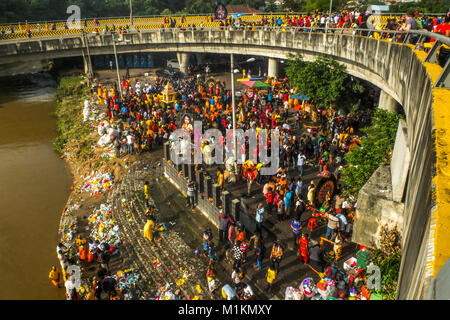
[53,74,227,300]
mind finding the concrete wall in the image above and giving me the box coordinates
[353,165,405,249]
[0,30,440,299]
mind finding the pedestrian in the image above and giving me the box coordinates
[102,274,117,300]
[269,241,284,273]
[79,242,88,262]
[88,240,98,263]
[231,267,242,290]
[143,216,155,242]
[186,180,196,208]
[250,235,265,271]
[284,189,293,219]
[294,195,305,219]
[297,151,306,176]
[231,240,243,270]
[93,276,103,300]
[144,181,150,207]
[202,228,213,257]
[265,265,277,293]
[126,132,134,154]
[236,225,245,243]
[48,266,61,288]
[309,240,324,272]
[237,282,254,300]
[307,181,316,206]
[325,210,340,240]
[298,233,309,264]
[99,247,111,272]
[254,202,264,236]
[218,210,234,246]
[276,193,284,222]
[336,210,348,241]
[295,177,303,197]
[228,222,236,247]
[246,169,255,197]
[290,216,303,249]
[221,284,237,300]
[240,239,249,263]
[206,262,217,294]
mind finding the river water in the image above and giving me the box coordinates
[0,73,73,299]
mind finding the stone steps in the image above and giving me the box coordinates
[106,169,216,299]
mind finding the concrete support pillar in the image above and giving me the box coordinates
[196,170,204,196]
[177,52,190,74]
[204,176,212,199]
[81,50,89,75]
[176,163,183,174]
[222,191,231,216]
[212,184,221,207]
[164,142,171,161]
[188,164,196,182]
[231,199,240,222]
[379,90,400,113]
[268,57,279,79]
[182,163,189,178]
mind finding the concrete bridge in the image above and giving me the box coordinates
[1,28,449,299]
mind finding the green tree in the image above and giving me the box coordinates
[340,109,402,197]
[286,53,347,110]
[283,0,303,12]
[264,1,278,13]
[185,0,215,14]
[389,0,450,14]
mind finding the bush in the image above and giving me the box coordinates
[340,109,403,197]
[369,225,402,300]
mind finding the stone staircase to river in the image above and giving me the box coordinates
[106,165,219,300]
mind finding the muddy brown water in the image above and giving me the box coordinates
[0,74,72,299]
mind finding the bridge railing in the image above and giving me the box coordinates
[3,11,449,34]
[1,11,448,28]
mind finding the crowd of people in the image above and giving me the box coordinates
[71,58,374,299]
[186,70,372,299]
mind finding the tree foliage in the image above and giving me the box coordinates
[389,0,449,14]
[340,109,402,197]
[286,53,348,109]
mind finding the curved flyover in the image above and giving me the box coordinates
[0,29,448,299]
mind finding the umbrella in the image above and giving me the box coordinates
[290,94,309,101]
[240,80,256,88]
[232,13,245,18]
[252,81,271,88]
[241,80,271,88]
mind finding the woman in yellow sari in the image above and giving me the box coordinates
[143,217,155,242]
